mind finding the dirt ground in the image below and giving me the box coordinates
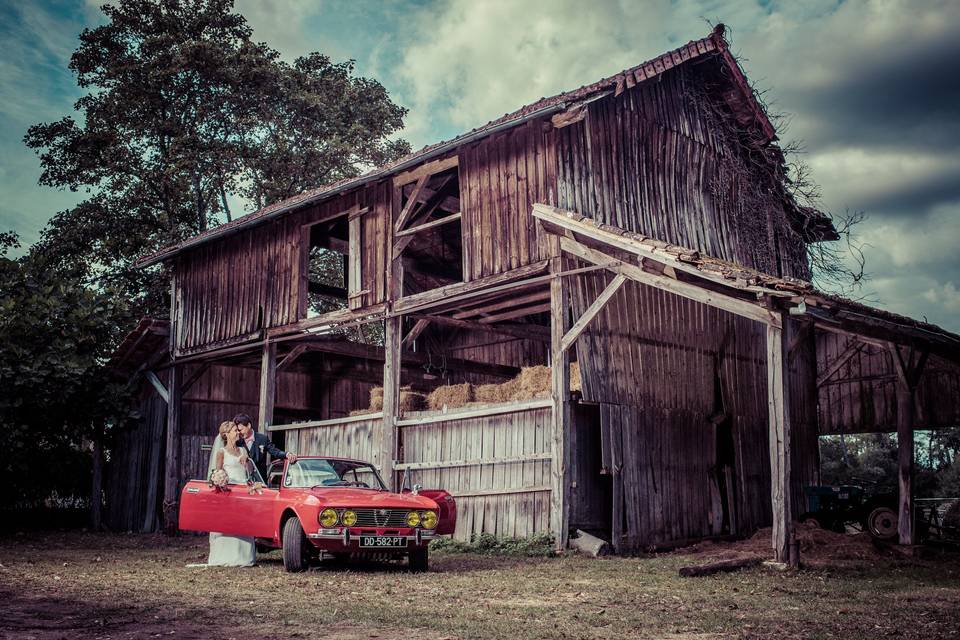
[2,530,959,640]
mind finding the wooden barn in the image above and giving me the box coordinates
[108,26,960,559]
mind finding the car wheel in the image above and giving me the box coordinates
[865,506,898,540]
[408,548,429,573]
[282,518,310,572]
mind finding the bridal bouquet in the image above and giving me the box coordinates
[209,468,229,490]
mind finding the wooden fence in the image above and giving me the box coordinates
[270,399,553,541]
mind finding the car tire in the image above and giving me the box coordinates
[408,548,429,573]
[282,518,310,572]
[865,506,898,541]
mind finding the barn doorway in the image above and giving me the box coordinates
[569,401,612,539]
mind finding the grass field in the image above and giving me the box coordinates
[2,531,958,639]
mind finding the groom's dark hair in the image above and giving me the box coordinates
[233,413,253,427]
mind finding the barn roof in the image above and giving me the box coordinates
[138,24,831,268]
[108,316,169,377]
[532,204,960,363]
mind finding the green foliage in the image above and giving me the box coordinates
[24,0,410,313]
[819,429,960,498]
[430,532,556,557]
[0,247,136,508]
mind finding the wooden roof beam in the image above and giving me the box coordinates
[411,313,550,343]
[452,289,551,320]
[558,236,779,327]
[478,302,552,324]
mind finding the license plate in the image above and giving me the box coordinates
[359,536,406,548]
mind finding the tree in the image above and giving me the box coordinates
[0,234,134,511]
[25,0,409,313]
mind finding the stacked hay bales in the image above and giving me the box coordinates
[350,385,426,416]
[348,363,583,414]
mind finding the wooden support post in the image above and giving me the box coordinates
[258,341,277,430]
[550,256,572,553]
[381,316,401,491]
[888,344,928,546]
[766,316,792,562]
[162,365,181,535]
[895,381,915,545]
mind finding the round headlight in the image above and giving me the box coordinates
[406,511,421,527]
[319,508,339,527]
[341,510,357,527]
[421,510,438,529]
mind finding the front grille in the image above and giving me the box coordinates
[351,508,410,527]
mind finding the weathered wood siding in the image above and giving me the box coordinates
[106,387,165,532]
[285,416,380,464]
[817,332,960,434]
[547,68,818,549]
[459,121,557,281]
[556,65,809,280]
[171,184,393,354]
[400,406,552,541]
[568,272,818,550]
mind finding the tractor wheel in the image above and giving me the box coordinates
[865,506,898,541]
[408,548,429,573]
[282,518,311,572]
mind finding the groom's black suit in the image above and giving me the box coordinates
[241,432,289,482]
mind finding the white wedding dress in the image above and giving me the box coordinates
[207,448,256,567]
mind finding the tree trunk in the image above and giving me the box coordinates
[91,436,103,531]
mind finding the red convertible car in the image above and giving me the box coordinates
[179,456,456,572]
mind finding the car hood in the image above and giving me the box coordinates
[309,487,438,510]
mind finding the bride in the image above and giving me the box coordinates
[206,420,256,567]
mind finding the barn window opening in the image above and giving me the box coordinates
[394,161,463,295]
[304,215,350,319]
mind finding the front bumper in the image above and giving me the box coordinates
[307,528,436,550]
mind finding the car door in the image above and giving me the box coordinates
[179,480,278,538]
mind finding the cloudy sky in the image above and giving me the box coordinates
[2,0,958,330]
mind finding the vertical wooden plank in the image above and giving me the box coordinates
[258,341,277,429]
[162,364,181,534]
[348,207,363,310]
[381,316,401,491]
[550,255,572,552]
[766,316,792,562]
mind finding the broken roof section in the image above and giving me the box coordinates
[138,24,834,268]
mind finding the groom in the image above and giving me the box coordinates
[233,413,297,482]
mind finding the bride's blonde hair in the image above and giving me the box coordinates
[218,420,236,445]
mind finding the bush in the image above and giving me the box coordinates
[430,532,555,557]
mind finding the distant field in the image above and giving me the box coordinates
[2,531,958,639]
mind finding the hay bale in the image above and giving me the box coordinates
[513,366,552,400]
[369,387,384,411]
[399,389,427,412]
[475,377,520,404]
[427,383,474,410]
[570,361,581,392]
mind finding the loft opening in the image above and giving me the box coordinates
[394,157,463,295]
[300,205,365,319]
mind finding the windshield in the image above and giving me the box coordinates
[283,458,385,490]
